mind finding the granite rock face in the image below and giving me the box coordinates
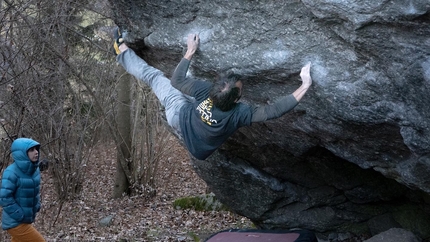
[109,0,430,239]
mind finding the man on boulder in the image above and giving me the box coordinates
[113,28,312,160]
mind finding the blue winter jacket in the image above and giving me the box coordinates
[0,138,41,230]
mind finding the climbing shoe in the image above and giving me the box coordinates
[113,27,124,55]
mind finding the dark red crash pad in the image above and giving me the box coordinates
[204,229,317,242]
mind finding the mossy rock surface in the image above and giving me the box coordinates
[173,193,229,211]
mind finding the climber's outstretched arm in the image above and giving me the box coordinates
[251,63,312,122]
[171,34,202,95]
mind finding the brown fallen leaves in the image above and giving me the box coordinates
[0,137,252,242]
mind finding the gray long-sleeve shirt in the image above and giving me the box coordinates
[171,58,299,160]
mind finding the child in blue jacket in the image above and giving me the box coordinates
[0,138,45,241]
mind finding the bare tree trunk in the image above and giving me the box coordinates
[113,71,132,198]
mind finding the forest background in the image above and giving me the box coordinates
[0,0,252,241]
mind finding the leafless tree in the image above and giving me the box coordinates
[0,0,173,206]
[111,70,172,198]
[0,0,117,203]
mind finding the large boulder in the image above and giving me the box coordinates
[109,0,430,240]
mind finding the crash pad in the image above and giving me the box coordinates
[204,228,317,242]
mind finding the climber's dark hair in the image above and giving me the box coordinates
[209,73,242,112]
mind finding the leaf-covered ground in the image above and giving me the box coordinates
[0,137,253,241]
